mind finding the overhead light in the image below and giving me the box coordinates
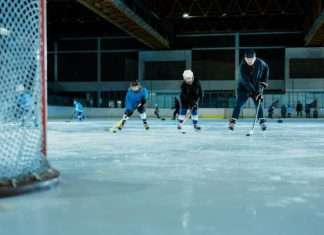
[182,13,190,19]
[221,12,227,17]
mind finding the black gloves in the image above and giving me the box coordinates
[140,98,146,105]
[189,100,199,109]
[254,93,264,102]
[260,82,268,89]
[252,82,267,102]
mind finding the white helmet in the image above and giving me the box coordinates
[183,69,194,82]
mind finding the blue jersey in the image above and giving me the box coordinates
[125,87,148,111]
[74,102,84,112]
[16,92,32,109]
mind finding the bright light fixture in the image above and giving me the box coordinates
[182,13,190,18]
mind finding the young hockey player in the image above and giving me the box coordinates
[15,84,33,125]
[117,80,149,130]
[154,104,165,121]
[178,69,203,130]
[172,97,180,120]
[229,49,269,131]
[73,99,85,121]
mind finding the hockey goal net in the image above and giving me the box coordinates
[0,0,59,196]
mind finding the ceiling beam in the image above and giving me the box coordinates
[305,1,324,46]
[77,0,169,49]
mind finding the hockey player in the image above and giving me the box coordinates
[154,104,165,121]
[296,101,303,118]
[287,105,293,118]
[178,69,203,130]
[172,97,180,120]
[73,99,85,121]
[229,49,269,131]
[154,104,161,119]
[15,84,33,125]
[117,80,149,130]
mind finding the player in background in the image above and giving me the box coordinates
[229,49,269,131]
[172,97,180,120]
[296,101,303,118]
[15,84,33,126]
[154,104,165,121]
[117,80,149,130]
[73,99,85,121]
[287,105,293,118]
[178,69,203,130]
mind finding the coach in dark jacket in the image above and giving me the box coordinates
[229,49,269,131]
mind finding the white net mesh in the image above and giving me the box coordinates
[0,0,48,181]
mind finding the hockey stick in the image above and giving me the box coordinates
[178,98,200,133]
[180,109,192,127]
[246,90,264,136]
[178,109,192,134]
[108,118,125,133]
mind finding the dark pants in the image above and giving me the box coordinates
[306,112,311,118]
[124,105,147,125]
[173,108,179,120]
[281,112,287,118]
[154,111,161,119]
[125,105,145,117]
[268,112,273,119]
[179,105,199,125]
[232,88,264,119]
[76,111,85,120]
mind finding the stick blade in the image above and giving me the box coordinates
[108,127,117,133]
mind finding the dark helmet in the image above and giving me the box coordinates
[130,80,140,87]
[244,49,256,58]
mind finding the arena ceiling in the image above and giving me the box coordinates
[47,0,324,47]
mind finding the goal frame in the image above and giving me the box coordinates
[0,0,59,197]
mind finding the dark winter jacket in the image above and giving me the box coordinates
[180,79,203,107]
[238,57,269,95]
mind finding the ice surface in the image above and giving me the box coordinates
[0,119,324,235]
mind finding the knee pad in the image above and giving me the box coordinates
[192,115,199,121]
[178,115,185,121]
[140,112,147,120]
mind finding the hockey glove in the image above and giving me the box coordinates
[254,92,264,102]
[260,82,268,89]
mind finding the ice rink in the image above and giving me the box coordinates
[1,118,324,235]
